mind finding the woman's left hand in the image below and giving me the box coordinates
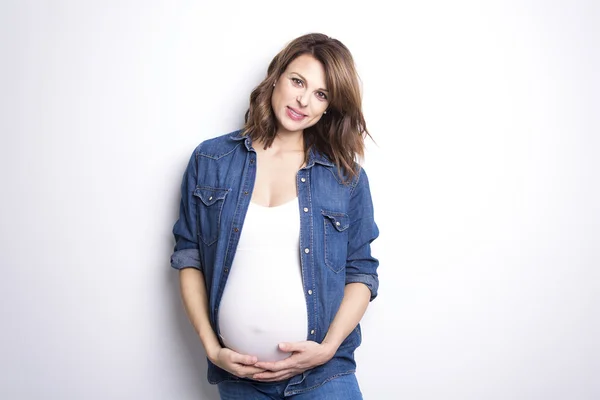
[252,341,336,382]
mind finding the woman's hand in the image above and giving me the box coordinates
[210,347,267,379]
[252,341,335,382]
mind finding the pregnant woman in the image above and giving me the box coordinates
[170,33,380,399]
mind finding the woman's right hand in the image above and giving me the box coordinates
[210,347,267,379]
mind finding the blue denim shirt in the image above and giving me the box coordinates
[170,130,379,395]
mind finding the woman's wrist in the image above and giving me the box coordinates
[198,329,223,364]
[205,343,222,364]
[320,338,340,359]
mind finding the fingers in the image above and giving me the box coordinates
[233,353,258,365]
[253,369,296,382]
[217,349,263,378]
[254,359,290,371]
[222,348,257,365]
[229,353,262,378]
[235,365,266,378]
[279,342,304,352]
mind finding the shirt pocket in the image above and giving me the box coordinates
[193,187,230,246]
[321,210,350,273]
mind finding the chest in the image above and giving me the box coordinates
[251,149,305,207]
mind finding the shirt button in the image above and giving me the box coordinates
[301,177,306,182]
[224,268,229,273]
[250,159,255,164]
[208,196,213,201]
[308,290,313,295]
[310,329,315,335]
[234,228,239,232]
[304,248,310,254]
[303,207,308,212]
[336,221,340,226]
[244,191,249,195]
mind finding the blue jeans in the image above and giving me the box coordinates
[217,373,363,399]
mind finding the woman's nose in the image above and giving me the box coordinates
[296,94,308,107]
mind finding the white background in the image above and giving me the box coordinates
[1,1,598,399]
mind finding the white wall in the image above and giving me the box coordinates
[1,1,598,399]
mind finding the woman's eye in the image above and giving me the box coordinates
[317,92,328,100]
[291,78,303,87]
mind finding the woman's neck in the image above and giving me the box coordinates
[261,130,304,152]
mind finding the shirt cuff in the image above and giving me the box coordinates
[345,273,379,301]
[170,248,202,271]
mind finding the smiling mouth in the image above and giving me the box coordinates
[287,107,307,119]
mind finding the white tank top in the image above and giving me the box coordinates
[217,197,308,362]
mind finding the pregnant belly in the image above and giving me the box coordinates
[218,303,308,362]
[217,253,308,362]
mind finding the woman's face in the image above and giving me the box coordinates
[271,54,330,136]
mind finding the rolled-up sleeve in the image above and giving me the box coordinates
[345,167,380,300]
[170,147,202,271]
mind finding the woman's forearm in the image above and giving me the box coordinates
[179,268,222,362]
[322,282,371,352]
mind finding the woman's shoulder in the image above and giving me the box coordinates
[193,129,246,159]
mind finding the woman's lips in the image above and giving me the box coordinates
[286,106,306,121]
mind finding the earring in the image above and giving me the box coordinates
[323,111,327,114]
[273,83,276,87]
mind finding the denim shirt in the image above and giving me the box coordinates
[170,130,379,396]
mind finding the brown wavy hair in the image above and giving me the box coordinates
[243,33,371,182]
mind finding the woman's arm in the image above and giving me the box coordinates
[179,268,221,359]
[179,268,266,378]
[321,282,371,351]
